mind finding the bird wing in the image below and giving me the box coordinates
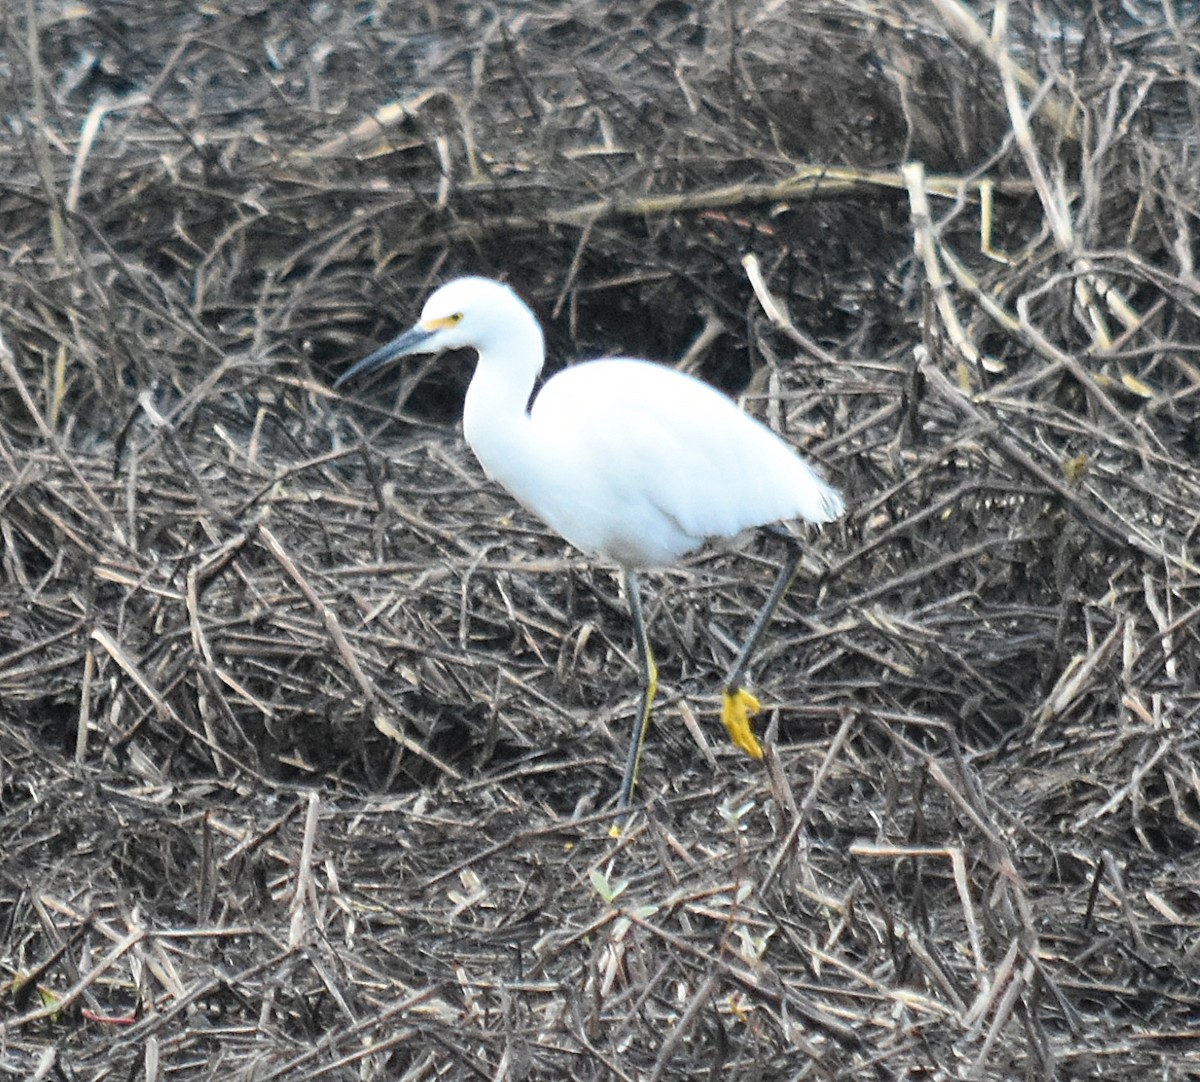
[529,359,841,565]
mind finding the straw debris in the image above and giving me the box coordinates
[2,1,1199,1078]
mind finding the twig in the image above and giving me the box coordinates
[0,328,128,548]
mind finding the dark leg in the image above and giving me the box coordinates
[613,569,657,827]
[721,532,803,758]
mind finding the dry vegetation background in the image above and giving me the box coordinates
[2,0,1200,1078]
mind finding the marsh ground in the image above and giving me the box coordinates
[2,2,1199,1078]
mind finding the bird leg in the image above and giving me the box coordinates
[720,532,804,759]
[614,569,657,827]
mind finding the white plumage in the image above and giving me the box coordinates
[337,276,844,824]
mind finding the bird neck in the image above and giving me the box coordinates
[461,331,544,480]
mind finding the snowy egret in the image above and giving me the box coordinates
[336,277,844,819]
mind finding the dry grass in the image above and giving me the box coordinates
[2,1,1200,1078]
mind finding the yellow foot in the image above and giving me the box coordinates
[721,688,764,759]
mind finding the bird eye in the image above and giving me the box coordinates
[448,312,463,324]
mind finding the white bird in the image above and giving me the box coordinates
[336,276,844,822]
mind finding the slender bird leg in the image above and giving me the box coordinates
[721,531,804,759]
[613,569,657,830]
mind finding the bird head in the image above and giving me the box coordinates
[335,277,540,388]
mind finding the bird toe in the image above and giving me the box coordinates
[721,688,764,759]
